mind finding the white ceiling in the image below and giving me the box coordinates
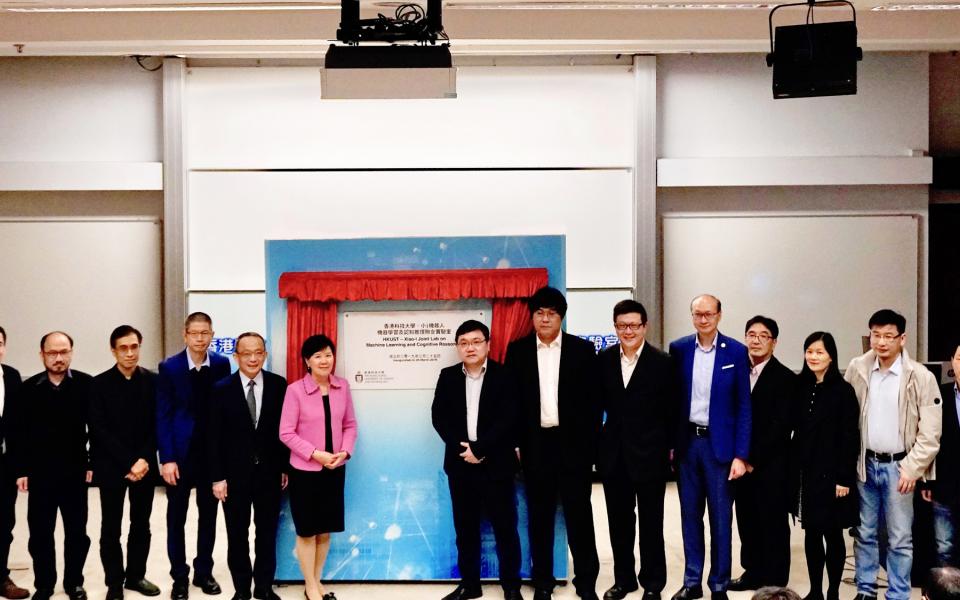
[0,0,958,56]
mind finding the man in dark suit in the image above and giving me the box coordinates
[505,286,602,600]
[207,332,288,600]
[90,325,161,600]
[432,320,523,600]
[729,316,796,591]
[0,326,28,600]
[14,331,93,600]
[597,300,678,600]
[668,294,751,600]
[922,341,960,567]
[157,312,231,600]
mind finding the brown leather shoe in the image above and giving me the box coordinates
[0,578,30,600]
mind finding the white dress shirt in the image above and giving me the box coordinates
[188,351,212,371]
[749,357,771,392]
[867,353,904,453]
[620,342,644,388]
[239,370,265,426]
[463,361,487,442]
[690,333,718,426]
[0,363,5,418]
[537,335,562,427]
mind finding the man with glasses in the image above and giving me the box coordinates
[597,300,678,600]
[207,332,288,600]
[668,294,751,600]
[157,313,230,600]
[432,320,523,600]
[506,286,602,600]
[13,332,93,600]
[90,326,161,600]
[845,309,942,600]
[729,316,796,591]
[0,327,29,600]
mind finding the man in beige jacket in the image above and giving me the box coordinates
[845,309,942,600]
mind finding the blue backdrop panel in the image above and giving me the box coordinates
[264,235,568,582]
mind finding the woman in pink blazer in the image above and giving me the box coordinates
[279,334,357,600]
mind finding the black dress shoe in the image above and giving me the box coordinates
[504,590,524,600]
[32,590,53,600]
[125,580,161,597]
[710,593,728,600]
[579,592,601,600]
[171,580,189,600]
[728,577,759,592]
[532,590,552,600]
[66,587,88,600]
[604,584,639,600]
[107,588,124,600]
[253,590,280,600]
[191,577,221,596]
[441,586,482,600]
[642,592,661,600]
[229,595,251,600]
[321,594,336,600]
[671,588,703,600]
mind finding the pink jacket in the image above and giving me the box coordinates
[279,373,358,471]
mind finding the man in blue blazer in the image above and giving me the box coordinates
[157,313,231,600]
[668,295,751,600]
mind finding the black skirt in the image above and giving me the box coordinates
[288,466,346,537]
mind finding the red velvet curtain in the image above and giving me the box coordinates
[278,268,548,378]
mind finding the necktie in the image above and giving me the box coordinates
[246,380,257,426]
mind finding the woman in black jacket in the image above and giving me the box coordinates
[789,331,860,600]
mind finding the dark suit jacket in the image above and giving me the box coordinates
[156,350,231,465]
[90,365,159,485]
[207,369,289,486]
[505,332,602,473]
[932,382,960,505]
[431,360,520,480]
[747,356,797,476]
[669,332,752,463]
[597,342,679,483]
[0,364,21,462]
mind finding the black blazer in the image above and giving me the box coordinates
[788,374,860,530]
[747,356,797,477]
[207,369,289,486]
[597,342,678,483]
[0,364,21,459]
[505,332,602,473]
[931,382,960,505]
[89,365,159,485]
[431,359,520,479]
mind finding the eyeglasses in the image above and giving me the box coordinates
[614,323,645,332]
[457,339,487,349]
[692,312,719,321]
[870,332,903,343]
[746,332,772,342]
[237,351,266,359]
[186,330,212,338]
[43,350,72,358]
[533,309,561,319]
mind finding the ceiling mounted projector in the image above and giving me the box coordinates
[765,0,863,99]
[321,0,456,99]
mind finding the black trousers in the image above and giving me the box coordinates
[27,479,90,591]
[165,455,219,581]
[222,465,283,595]
[734,471,791,587]
[0,457,18,581]
[525,429,600,594]
[99,480,155,588]
[448,469,521,591]
[601,459,667,593]
[804,526,846,599]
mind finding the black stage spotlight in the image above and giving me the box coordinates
[765,0,863,99]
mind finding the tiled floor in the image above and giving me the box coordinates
[5,483,918,600]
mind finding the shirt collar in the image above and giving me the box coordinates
[751,357,771,373]
[188,351,211,371]
[536,334,562,350]
[620,342,644,364]
[696,333,719,352]
[871,352,903,375]
[239,370,264,389]
[462,360,488,379]
[36,369,72,385]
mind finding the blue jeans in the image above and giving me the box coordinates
[855,458,915,600]
[933,500,958,567]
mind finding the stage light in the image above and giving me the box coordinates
[765,0,863,99]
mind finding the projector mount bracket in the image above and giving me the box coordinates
[766,0,861,66]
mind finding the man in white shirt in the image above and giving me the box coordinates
[845,309,942,600]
